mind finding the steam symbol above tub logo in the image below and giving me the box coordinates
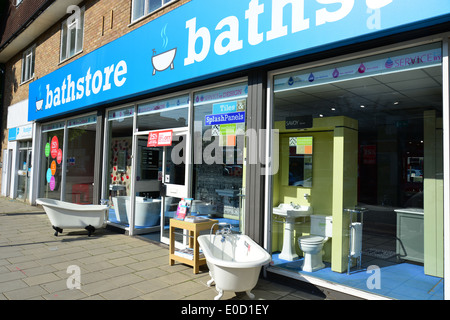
[152,24,177,76]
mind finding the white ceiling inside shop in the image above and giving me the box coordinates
[273,66,443,132]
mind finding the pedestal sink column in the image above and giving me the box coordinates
[279,216,298,261]
[274,204,312,261]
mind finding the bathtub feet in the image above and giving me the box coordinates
[246,290,255,299]
[207,278,215,287]
[85,225,96,237]
[207,273,215,287]
[52,226,63,236]
[214,288,224,300]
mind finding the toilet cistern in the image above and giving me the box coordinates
[273,203,313,261]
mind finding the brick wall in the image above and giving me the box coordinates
[0,0,54,48]
[1,0,190,186]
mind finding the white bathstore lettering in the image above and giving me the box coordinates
[184,0,394,65]
[44,60,127,110]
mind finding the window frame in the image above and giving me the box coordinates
[21,45,35,84]
[131,0,176,23]
[60,6,85,63]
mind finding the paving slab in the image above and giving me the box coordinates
[0,195,325,305]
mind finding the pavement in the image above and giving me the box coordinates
[0,196,326,303]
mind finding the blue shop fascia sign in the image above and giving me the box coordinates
[28,0,450,121]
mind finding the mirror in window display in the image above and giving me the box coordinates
[270,44,444,299]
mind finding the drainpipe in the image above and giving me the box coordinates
[0,63,5,150]
[0,63,5,181]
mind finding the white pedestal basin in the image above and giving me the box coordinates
[273,204,313,261]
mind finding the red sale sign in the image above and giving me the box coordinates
[51,136,59,159]
[147,130,173,147]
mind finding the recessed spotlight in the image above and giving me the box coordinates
[394,101,400,105]
[331,107,336,111]
[319,114,324,117]
[360,105,365,108]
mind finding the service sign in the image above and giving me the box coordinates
[28,0,450,121]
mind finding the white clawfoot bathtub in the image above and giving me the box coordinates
[198,233,271,300]
[36,198,108,237]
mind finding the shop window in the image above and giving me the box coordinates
[131,0,175,22]
[105,107,134,227]
[60,6,85,62]
[269,43,444,300]
[21,45,35,83]
[66,115,98,204]
[137,94,189,131]
[39,115,98,204]
[193,82,248,234]
[39,122,65,200]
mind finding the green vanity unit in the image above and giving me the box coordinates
[395,208,424,263]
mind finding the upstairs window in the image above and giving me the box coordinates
[60,6,85,62]
[21,45,35,83]
[131,0,174,22]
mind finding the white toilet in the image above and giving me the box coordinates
[298,215,333,272]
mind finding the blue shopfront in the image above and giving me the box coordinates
[28,0,450,299]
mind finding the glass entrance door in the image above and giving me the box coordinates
[16,141,32,201]
[132,129,189,244]
[161,131,188,244]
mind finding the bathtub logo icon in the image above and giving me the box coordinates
[36,99,44,111]
[152,48,177,75]
[152,24,177,76]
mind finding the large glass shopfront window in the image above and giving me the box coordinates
[269,43,444,300]
[106,95,190,243]
[39,115,98,203]
[193,82,248,233]
[66,116,97,204]
[134,95,190,242]
[105,106,134,227]
[39,122,65,200]
[105,82,250,242]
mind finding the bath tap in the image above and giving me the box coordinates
[217,226,232,242]
[210,222,233,243]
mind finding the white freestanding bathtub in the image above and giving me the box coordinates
[125,197,161,227]
[198,233,271,300]
[36,198,108,236]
